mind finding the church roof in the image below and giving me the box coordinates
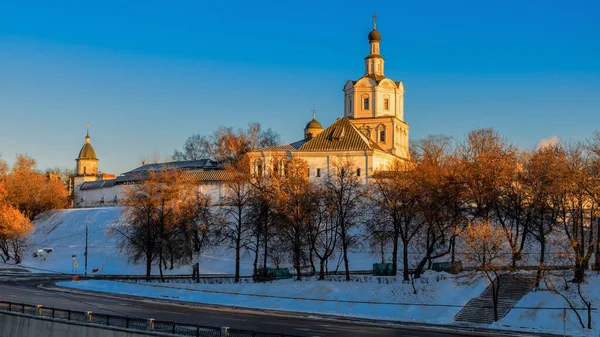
[123,159,220,175]
[258,139,307,152]
[298,117,384,152]
[77,138,98,160]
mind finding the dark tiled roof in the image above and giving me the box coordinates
[79,180,115,190]
[123,159,220,175]
[298,117,384,152]
[182,170,238,182]
[79,168,237,191]
[259,139,307,152]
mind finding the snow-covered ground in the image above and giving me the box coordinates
[492,273,600,337]
[57,271,600,336]
[16,207,404,275]
[59,271,487,323]
[19,207,248,275]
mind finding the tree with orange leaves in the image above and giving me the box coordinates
[0,204,32,264]
[3,154,68,220]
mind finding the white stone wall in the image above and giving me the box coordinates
[75,185,125,208]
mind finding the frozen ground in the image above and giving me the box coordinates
[15,207,401,275]
[58,272,600,336]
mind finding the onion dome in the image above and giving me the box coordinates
[305,118,323,130]
[368,29,381,42]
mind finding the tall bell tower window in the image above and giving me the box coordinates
[362,95,370,110]
[379,129,386,143]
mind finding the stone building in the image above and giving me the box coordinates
[71,19,409,206]
[247,22,409,182]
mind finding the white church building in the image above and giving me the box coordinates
[71,20,410,207]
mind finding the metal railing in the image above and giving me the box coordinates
[0,300,302,337]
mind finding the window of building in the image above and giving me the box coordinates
[379,129,386,143]
[384,98,390,110]
[357,168,361,176]
[363,96,369,110]
[256,160,263,177]
[316,168,321,177]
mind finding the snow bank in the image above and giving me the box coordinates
[59,271,488,323]
[493,274,600,337]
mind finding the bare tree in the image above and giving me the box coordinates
[371,159,421,281]
[272,158,314,280]
[221,168,252,282]
[324,157,363,281]
[461,220,511,322]
[458,129,517,222]
[523,145,564,287]
[411,136,466,278]
[494,151,532,268]
[173,123,280,170]
[308,183,339,280]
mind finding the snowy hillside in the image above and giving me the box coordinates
[19,207,385,276]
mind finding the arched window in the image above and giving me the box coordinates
[347,96,352,115]
[362,95,370,110]
[378,125,386,143]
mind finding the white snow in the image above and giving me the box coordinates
[16,207,600,336]
[58,271,488,323]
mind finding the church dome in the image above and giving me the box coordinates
[368,29,381,42]
[305,118,323,130]
[78,135,98,160]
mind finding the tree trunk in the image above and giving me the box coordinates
[145,252,152,281]
[391,229,399,276]
[319,260,325,280]
[402,240,410,282]
[535,233,546,288]
[493,277,500,322]
[235,227,241,283]
[158,253,164,282]
[595,217,600,271]
[342,228,350,281]
[450,236,456,264]
[573,262,585,283]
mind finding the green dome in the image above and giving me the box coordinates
[368,29,381,42]
[78,136,98,160]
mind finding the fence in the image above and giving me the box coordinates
[0,300,302,337]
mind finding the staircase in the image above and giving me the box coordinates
[455,275,534,324]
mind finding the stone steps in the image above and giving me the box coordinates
[455,275,534,324]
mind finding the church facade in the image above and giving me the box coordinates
[247,22,409,182]
[71,20,409,207]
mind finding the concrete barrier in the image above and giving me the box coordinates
[0,311,169,337]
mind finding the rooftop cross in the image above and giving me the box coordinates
[372,13,377,29]
[311,106,317,120]
[86,122,91,136]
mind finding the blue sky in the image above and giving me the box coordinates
[0,0,599,175]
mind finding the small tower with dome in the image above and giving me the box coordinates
[76,132,99,177]
[304,112,323,140]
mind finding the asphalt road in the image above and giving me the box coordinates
[0,280,560,337]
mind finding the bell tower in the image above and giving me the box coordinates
[343,15,409,159]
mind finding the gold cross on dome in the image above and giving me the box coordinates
[372,13,377,29]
